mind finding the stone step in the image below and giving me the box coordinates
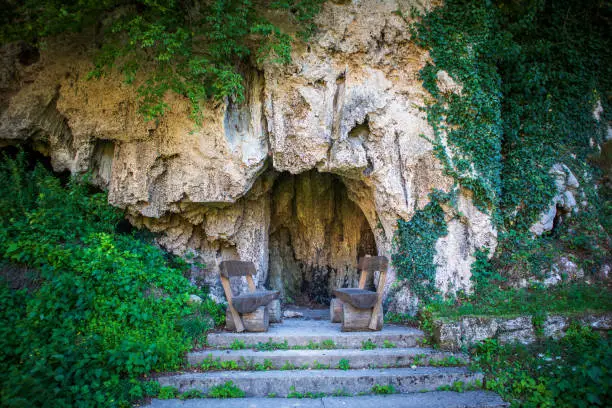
[146,391,508,407]
[157,367,483,397]
[188,347,468,369]
[206,319,424,348]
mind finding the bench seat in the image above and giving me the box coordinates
[333,288,377,309]
[232,290,279,314]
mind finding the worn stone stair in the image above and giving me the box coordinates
[147,320,508,407]
[147,391,509,407]
[188,347,466,369]
[206,319,424,348]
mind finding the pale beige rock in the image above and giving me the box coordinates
[0,0,495,312]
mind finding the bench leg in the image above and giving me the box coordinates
[341,303,383,332]
[330,298,343,323]
[267,299,282,323]
[225,306,269,332]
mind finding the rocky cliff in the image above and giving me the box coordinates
[0,0,497,311]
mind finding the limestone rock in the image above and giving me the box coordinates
[0,0,495,311]
[530,164,580,235]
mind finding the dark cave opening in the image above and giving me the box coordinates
[266,170,377,307]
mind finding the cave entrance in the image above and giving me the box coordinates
[266,170,377,309]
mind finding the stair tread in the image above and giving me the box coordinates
[162,366,474,379]
[146,391,508,407]
[207,319,424,348]
[188,347,468,368]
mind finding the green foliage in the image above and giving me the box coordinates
[287,385,325,399]
[402,0,611,293]
[437,380,481,393]
[158,386,179,400]
[429,355,467,367]
[371,384,396,395]
[471,327,612,407]
[383,340,396,349]
[385,312,419,326]
[337,358,350,370]
[392,190,451,303]
[0,152,194,407]
[179,389,204,400]
[230,339,247,350]
[207,381,245,398]
[425,282,611,320]
[361,339,376,350]
[0,1,325,123]
[255,339,289,351]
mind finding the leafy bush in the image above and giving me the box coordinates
[0,152,196,407]
[208,381,245,398]
[472,326,612,407]
[0,1,325,122]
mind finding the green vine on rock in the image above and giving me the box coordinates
[0,0,326,123]
[392,190,454,303]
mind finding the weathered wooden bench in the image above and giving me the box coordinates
[219,260,280,333]
[330,255,388,331]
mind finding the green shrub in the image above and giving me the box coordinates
[208,381,245,398]
[0,153,194,407]
[179,389,204,400]
[471,327,612,407]
[371,384,396,395]
[158,386,179,400]
[361,340,377,350]
[338,359,350,371]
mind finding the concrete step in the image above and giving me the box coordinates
[157,367,483,397]
[188,347,468,369]
[146,391,508,407]
[206,320,424,348]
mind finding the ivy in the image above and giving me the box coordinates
[392,190,453,303]
[406,0,611,289]
[0,0,326,122]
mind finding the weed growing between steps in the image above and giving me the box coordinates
[0,153,221,407]
[436,380,482,393]
[471,326,611,407]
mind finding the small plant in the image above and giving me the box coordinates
[220,360,239,370]
[179,389,204,400]
[430,355,466,367]
[321,339,336,349]
[332,388,352,397]
[255,339,289,351]
[287,385,304,399]
[158,386,179,400]
[371,384,396,395]
[312,360,330,369]
[281,361,296,370]
[208,381,245,398]
[201,354,221,370]
[267,392,277,398]
[361,339,377,350]
[383,340,396,348]
[230,339,246,350]
[142,381,161,398]
[338,358,350,371]
[413,353,427,366]
[263,359,274,370]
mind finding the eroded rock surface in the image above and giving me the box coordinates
[0,0,496,310]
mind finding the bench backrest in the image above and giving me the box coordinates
[219,260,257,278]
[358,256,389,272]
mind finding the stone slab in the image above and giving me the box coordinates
[146,391,507,407]
[157,367,483,397]
[187,348,468,369]
[207,319,424,348]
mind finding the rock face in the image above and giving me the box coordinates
[0,0,497,310]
